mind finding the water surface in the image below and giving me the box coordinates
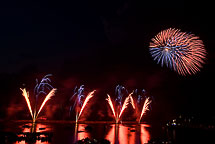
[2,121,156,144]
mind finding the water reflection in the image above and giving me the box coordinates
[140,124,150,143]
[13,122,150,144]
[105,124,116,144]
[16,139,49,144]
[106,124,150,144]
[118,124,135,144]
[18,123,52,133]
[74,123,91,143]
[15,123,52,144]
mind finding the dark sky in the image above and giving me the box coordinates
[0,0,214,121]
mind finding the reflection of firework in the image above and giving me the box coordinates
[20,74,57,122]
[105,124,150,144]
[69,85,96,122]
[149,28,207,75]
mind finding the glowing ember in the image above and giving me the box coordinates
[36,88,57,119]
[20,88,33,119]
[106,94,116,119]
[139,97,152,123]
[77,90,96,120]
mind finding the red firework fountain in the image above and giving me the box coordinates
[128,94,152,123]
[106,92,134,123]
[76,90,96,122]
[106,95,116,119]
[128,89,152,123]
[20,88,34,119]
[118,92,133,119]
[20,74,57,123]
[20,88,57,123]
[69,85,96,123]
[138,97,152,123]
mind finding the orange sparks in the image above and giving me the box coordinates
[20,88,33,119]
[78,90,96,120]
[118,95,130,119]
[128,92,135,109]
[139,97,152,122]
[36,88,57,119]
[106,94,116,118]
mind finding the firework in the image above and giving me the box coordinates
[20,88,33,119]
[139,97,152,123]
[149,28,207,75]
[20,74,56,122]
[36,88,57,119]
[77,90,96,121]
[106,85,134,123]
[69,85,85,116]
[129,92,135,109]
[115,85,127,107]
[34,74,53,99]
[106,94,116,118]
[118,94,131,118]
[69,85,96,122]
[132,89,152,123]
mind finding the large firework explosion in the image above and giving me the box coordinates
[149,28,207,76]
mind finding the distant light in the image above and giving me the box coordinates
[172,123,176,126]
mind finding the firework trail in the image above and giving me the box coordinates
[129,92,135,109]
[115,85,128,108]
[77,90,96,120]
[118,94,131,118]
[70,85,85,122]
[36,88,57,119]
[106,94,116,118]
[20,88,33,119]
[69,85,85,115]
[149,28,207,75]
[34,74,53,99]
[139,97,152,123]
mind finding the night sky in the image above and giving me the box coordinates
[0,0,214,122]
